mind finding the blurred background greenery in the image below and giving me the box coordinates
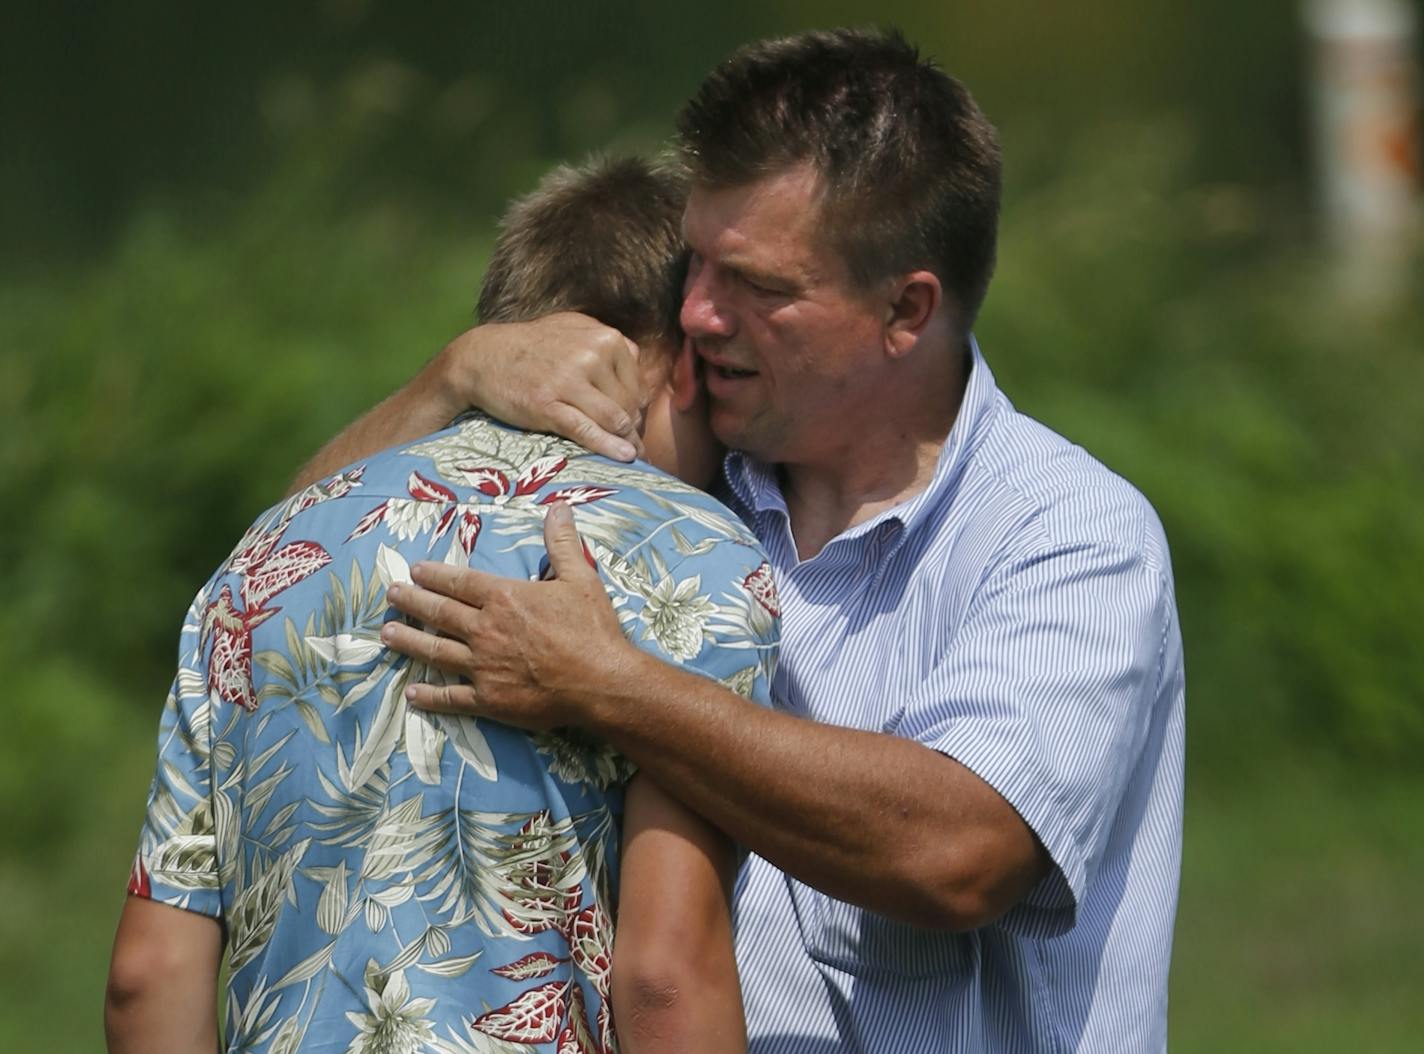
[2,1,1421,1049]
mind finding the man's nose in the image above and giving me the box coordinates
[680,267,734,338]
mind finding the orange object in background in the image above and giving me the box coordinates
[1305,0,1421,300]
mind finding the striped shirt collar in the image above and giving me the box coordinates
[724,335,999,558]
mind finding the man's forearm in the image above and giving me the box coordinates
[384,515,1047,929]
[587,649,1047,931]
[287,314,647,495]
[286,344,472,494]
[614,777,745,1053]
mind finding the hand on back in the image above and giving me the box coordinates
[382,503,635,729]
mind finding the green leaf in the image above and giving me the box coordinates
[292,697,330,743]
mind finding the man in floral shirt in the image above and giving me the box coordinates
[106,157,780,1054]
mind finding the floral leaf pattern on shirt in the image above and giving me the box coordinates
[345,965,438,1054]
[129,413,779,1053]
[469,981,569,1044]
[556,982,600,1054]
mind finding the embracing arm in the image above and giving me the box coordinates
[105,897,224,1054]
[385,506,1048,931]
[286,314,646,493]
[286,341,472,493]
[570,651,1043,931]
[613,775,745,1053]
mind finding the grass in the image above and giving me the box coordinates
[1171,762,1424,1051]
[0,720,154,1052]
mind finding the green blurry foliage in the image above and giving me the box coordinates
[0,119,486,861]
[1,127,489,692]
[3,112,1419,808]
[981,121,1424,770]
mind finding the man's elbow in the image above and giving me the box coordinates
[105,942,160,1047]
[924,883,1012,932]
[891,877,999,932]
[611,962,687,1045]
[105,929,196,1029]
[610,946,744,1052]
[898,839,1051,932]
[106,939,162,1017]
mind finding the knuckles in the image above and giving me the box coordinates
[572,346,606,374]
[429,595,461,630]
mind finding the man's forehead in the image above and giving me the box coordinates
[681,166,835,274]
[686,168,831,250]
[684,164,822,220]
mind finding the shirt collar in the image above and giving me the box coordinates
[724,335,1000,550]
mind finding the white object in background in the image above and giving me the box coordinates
[1304,0,1420,299]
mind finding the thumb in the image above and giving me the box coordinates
[543,502,598,579]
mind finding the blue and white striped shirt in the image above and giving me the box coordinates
[724,342,1185,1052]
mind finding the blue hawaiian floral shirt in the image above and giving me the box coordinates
[129,413,780,1054]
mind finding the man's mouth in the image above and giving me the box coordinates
[694,343,758,388]
[710,364,757,380]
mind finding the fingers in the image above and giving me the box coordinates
[386,580,478,638]
[543,502,599,579]
[405,680,480,714]
[546,398,642,463]
[576,382,639,439]
[403,562,496,608]
[380,620,476,673]
[506,313,644,461]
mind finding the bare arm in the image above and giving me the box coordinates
[612,775,745,1053]
[105,896,224,1054]
[286,343,472,493]
[383,506,1047,931]
[287,313,646,493]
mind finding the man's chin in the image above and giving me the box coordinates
[710,415,776,463]
[708,409,745,451]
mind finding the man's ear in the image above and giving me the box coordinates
[670,337,701,412]
[883,271,943,359]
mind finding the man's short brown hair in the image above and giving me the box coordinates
[677,28,1001,328]
[477,155,689,351]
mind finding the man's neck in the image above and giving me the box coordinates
[779,344,969,561]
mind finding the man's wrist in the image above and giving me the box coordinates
[577,639,660,740]
[424,333,483,421]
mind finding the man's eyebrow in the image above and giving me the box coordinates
[682,225,803,292]
[732,261,796,289]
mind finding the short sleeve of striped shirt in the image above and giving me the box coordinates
[893,536,1173,936]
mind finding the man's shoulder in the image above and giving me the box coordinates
[969,396,1171,571]
[320,413,584,502]
[319,415,749,523]
[277,413,763,575]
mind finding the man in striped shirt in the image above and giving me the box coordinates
[304,28,1185,1053]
